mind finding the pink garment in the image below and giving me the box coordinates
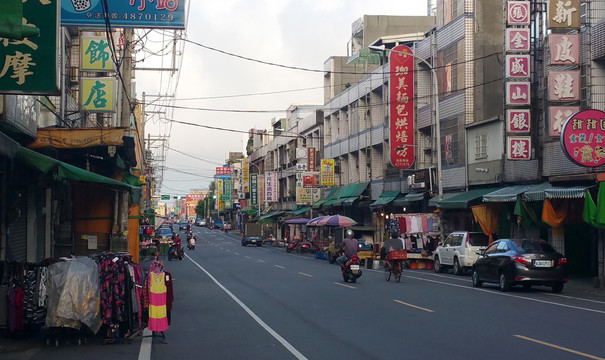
[405,217,412,233]
[422,216,428,232]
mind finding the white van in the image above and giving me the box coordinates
[433,231,492,275]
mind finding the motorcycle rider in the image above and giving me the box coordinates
[336,229,359,268]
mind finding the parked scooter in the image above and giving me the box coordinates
[168,236,184,261]
[187,231,196,250]
[340,254,362,283]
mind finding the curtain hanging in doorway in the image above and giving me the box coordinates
[470,204,502,244]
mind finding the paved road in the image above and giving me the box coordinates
[2,225,605,360]
[153,226,605,360]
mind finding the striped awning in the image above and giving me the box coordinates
[545,185,594,199]
[522,182,552,202]
[483,185,535,203]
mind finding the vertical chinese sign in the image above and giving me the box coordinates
[389,44,414,169]
[265,172,277,203]
[505,1,532,160]
[250,173,258,207]
[242,158,249,193]
[0,0,60,94]
[320,159,334,186]
[547,0,581,140]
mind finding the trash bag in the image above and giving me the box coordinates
[45,257,101,334]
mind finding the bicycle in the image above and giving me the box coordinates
[384,250,407,283]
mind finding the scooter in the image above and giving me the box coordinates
[187,234,196,250]
[286,239,299,253]
[340,254,362,283]
[168,239,184,261]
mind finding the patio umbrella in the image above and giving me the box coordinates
[284,217,311,224]
[316,214,357,227]
[306,216,327,226]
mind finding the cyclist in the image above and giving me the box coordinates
[381,230,404,268]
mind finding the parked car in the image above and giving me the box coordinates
[471,238,568,293]
[155,227,174,243]
[178,220,188,231]
[195,218,207,227]
[434,231,492,275]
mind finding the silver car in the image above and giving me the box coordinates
[434,231,492,275]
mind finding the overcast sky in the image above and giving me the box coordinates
[136,0,428,198]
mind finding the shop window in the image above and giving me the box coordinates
[474,134,488,160]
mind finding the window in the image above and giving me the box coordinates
[474,134,488,160]
[442,45,458,94]
[484,242,499,255]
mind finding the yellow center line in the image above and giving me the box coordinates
[298,272,313,277]
[333,282,356,289]
[393,299,434,313]
[514,335,605,360]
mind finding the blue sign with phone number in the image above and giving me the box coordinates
[61,0,185,29]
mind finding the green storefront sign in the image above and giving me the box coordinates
[0,0,60,94]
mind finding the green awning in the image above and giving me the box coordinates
[428,193,456,207]
[393,192,426,206]
[122,171,146,186]
[545,185,594,199]
[483,184,536,203]
[346,182,369,197]
[291,206,311,215]
[369,191,400,209]
[342,197,360,206]
[242,207,258,215]
[259,210,284,220]
[313,186,341,208]
[438,187,500,209]
[17,147,135,190]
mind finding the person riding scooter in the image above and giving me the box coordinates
[337,229,359,268]
[187,231,196,250]
[168,233,184,260]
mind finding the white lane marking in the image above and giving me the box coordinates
[514,335,605,360]
[333,282,356,289]
[245,256,251,259]
[404,274,605,315]
[234,252,240,256]
[186,254,308,360]
[275,265,286,269]
[298,272,313,278]
[138,328,152,360]
[393,299,434,313]
[258,260,265,263]
[545,292,605,305]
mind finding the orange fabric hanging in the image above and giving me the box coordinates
[471,204,502,244]
[542,198,570,227]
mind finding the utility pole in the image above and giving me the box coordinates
[120,28,133,128]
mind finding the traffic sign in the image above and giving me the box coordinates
[161,195,170,200]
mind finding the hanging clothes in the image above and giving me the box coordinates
[8,285,24,332]
[148,270,168,331]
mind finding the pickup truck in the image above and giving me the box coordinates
[242,223,262,246]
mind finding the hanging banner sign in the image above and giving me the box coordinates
[215,166,231,179]
[81,77,116,111]
[307,147,316,171]
[60,0,186,29]
[560,109,605,167]
[242,158,249,193]
[80,36,115,71]
[389,44,415,169]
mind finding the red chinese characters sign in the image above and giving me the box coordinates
[560,109,605,167]
[389,44,414,169]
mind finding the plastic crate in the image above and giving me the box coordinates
[387,250,407,260]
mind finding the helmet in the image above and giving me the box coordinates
[345,229,354,238]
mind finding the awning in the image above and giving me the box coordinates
[291,206,311,215]
[523,182,552,202]
[483,184,536,203]
[313,186,341,208]
[242,207,258,215]
[428,193,456,207]
[438,187,500,209]
[16,147,134,190]
[345,182,369,197]
[342,197,360,206]
[369,191,400,209]
[259,210,284,220]
[0,131,19,158]
[545,185,594,199]
[28,127,127,149]
[393,192,426,207]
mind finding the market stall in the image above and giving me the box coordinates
[389,213,441,269]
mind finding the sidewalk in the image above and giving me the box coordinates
[562,277,605,300]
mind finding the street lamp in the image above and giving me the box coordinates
[368,44,443,200]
